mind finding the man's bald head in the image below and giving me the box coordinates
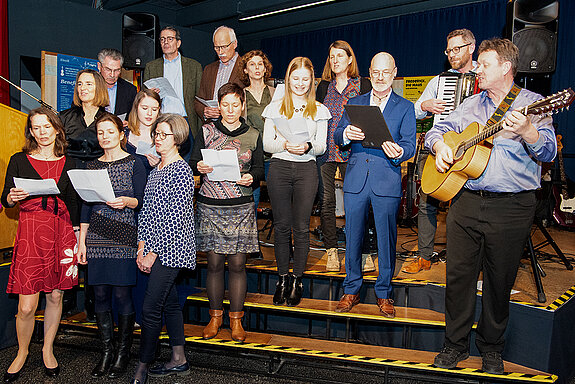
[370,52,395,69]
[369,52,397,94]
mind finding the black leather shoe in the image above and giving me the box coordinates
[130,376,147,384]
[148,362,190,377]
[273,275,289,305]
[286,275,303,307]
[481,351,504,374]
[44,365,60,378]
[433,346,469,369]
[3,370,21,383]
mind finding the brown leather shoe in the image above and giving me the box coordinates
[335,294,360,313]
[202,309,223,339]
[377,298,395,318]
[229,311,246,342]
[401,257,432,274]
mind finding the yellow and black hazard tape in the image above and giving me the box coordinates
[545,285,575,311]
[179,335,557,383]
[0,262,11,267]
[186,295,446,327]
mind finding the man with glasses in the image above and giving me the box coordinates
[333,52,416,317]
[193,25,245,122]
[143,26,202,142]
[402,29,477,275]
[97,48,137,117]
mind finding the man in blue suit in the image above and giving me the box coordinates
[334,52,416,317]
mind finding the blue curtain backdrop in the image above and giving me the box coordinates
[261,0,575,178]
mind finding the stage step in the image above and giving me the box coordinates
[195,254,439,287]
[40,313,557,383]
[186,289,447,328]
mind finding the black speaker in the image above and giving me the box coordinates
[122,13,160,70]
[507,0,559,74]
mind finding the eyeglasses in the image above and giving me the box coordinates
[214,41,234,51]
[154,132,174,140]
[370,68,395,78]
[159,36,177,43]
[444,43,472,56]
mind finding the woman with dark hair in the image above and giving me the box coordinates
[126,89,162,175]
[60,68,110,165]
[191,82,264,342]
[1,107,79,381]
[132,114,195,384]
[76,112,146,379]
[262,57,330,307]
[240,50,274,210]
[316,40,372,273]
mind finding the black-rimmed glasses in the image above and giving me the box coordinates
[444,43,472,56]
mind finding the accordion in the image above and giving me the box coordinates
[433,72,479,125]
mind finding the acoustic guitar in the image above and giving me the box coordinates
[421,88,575,202]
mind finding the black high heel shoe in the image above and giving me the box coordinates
[44,364,60,378]
[3,370,21,383]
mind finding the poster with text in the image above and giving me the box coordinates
[56,54,98,112]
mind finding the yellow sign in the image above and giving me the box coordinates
[403,76,434,103]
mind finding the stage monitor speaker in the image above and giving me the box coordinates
[122,13,159,70]
[507,0,559,74]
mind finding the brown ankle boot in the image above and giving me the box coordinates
[229,311,246,342]
[202,309,223,340]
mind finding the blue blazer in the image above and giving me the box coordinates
[334,91,416,197]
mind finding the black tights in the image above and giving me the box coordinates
[206,251,246,312]
[93,285,134,315]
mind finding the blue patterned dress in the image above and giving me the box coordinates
[138,159,196,269]
[82,155,146,285]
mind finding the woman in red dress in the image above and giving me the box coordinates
[1,107,79,382]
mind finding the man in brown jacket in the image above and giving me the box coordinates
[193,25,245,122]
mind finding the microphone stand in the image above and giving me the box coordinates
[0,75,57,112]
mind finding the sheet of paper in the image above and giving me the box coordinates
[477,280,519,295]
[13,177,60,196]
[117,113,127,121]
[271,84,285,102]
[67,169,116,203]
[273,117,310,144]
[200,149,241,182]
[135,141,159,157]
[144,78,187,116]
[195,96,219,108]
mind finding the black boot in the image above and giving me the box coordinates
[273,275,289,305]
[108,312,135,378]
[91,311,115,377]
[286,275,303,307]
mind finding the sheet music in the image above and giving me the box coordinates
[144,77,187,116]
[272,117,309,144]
[135,141,159,157]
[67,169,116,203]
[200,149,241,182]
[13,177,60,196]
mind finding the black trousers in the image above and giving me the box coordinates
[139,258,184,363]
[444,189,536,354]
[320,161,347,249]
[267,158,318,277]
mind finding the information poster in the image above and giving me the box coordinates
[56,54,98,112]
[402,76,434,104]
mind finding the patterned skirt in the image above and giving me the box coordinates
[195,202,259,254]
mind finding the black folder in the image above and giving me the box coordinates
[344,104,394,148]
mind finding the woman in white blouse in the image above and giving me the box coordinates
[262,57,330,307]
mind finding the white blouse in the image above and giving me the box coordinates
[262,100,331,162]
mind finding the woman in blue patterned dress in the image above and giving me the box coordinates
[132,114,195,384]
[191,83,264,343]
[76,112,146,379]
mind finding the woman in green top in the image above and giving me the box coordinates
[240,50,275,209]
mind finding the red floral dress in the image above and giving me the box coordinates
[7,156,78,294]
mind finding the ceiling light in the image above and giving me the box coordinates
[239,0,338,22]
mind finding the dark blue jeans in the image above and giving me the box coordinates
[139,258,184,363]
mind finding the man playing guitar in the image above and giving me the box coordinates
[425,38,556,374]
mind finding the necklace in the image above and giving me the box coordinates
[372,93,386,104]
[294,104,306,113]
